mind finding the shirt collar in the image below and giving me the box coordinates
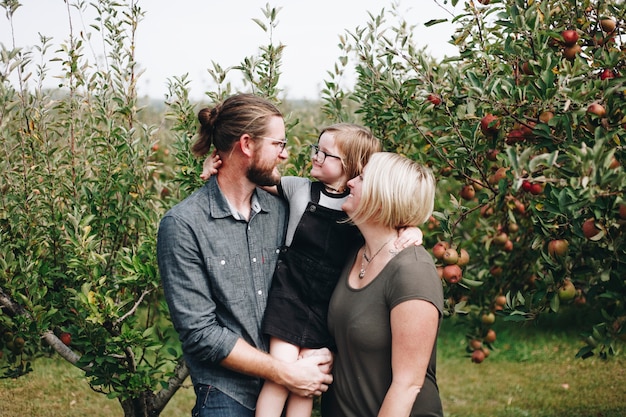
[206,176,267,220]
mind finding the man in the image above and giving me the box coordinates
[157,94,332,416]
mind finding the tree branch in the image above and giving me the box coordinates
[150,358,190,415]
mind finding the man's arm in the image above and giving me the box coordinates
[221,339,333,397]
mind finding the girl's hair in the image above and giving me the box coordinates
[349,152,436,228]
[192,93,283,156]
[318,123,382,181]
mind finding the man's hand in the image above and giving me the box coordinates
[282,348,333,397]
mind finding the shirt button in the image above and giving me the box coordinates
[257,290,263,295]
[220,260,226,265]
[252,257,257,263]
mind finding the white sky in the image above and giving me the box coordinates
[1,0,463,101]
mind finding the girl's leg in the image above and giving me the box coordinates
[255,338,300,417]
[283,347,315,417]
[284,390,313,417]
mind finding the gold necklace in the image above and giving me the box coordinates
[359,238,393,279]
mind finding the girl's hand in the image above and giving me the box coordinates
[395,226,423,249]
[200,149,222,180]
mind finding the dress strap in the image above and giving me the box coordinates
[310,181,324,204]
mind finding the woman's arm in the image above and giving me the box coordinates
[378,299,439,417]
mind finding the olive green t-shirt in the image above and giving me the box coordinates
[322,245,444,417]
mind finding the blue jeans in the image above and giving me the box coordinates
[192,385,254,417]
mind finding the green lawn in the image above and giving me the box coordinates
[1,308,625,417]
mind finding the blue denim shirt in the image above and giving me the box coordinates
[157,176,287,410]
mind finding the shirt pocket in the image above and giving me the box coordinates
[206,254,248,304]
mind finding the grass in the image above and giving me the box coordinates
[1,307,625,417]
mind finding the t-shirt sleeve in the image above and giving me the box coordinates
[278,176,311,201]
[386,247,444,315]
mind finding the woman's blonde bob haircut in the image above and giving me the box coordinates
[348,152,436,229]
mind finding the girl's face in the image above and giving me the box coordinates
[310,131,348,191]
[341,168,364,215]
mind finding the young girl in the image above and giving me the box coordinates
[202,123,422,417]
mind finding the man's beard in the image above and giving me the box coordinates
[247,156,281,186]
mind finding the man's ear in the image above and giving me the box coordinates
[238,134,255,158]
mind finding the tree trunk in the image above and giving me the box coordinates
[119,359,190,417]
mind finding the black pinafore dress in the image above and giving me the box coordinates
[262,182,362,349]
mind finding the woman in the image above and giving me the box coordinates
[321,152,444,417]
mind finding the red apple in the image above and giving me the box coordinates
[457,249,470,267]
[481,205,493,217]
[490,265,503,277]
[481,312,496,325]
[548,239,569,258]
[494,295,507,307]
[563,44,581,60]
[460,184,475,200]
[609,157,620,169]
[561,29,579,46]
[432,242,449,260]
[443,248,459,265]
[60,332,72,346]
[469,339,483,351]
[582,218,601,239]
[539,111,554,124]
[442,264,462,284]
[486,149,499,161]
[489,167,509,184]
[529,183,543,195]
[436,266,444,279]
[600,69,616,80]
[493,232,508,246]
[471,348,486,363]
[426,93,442,106]
[505,128,525,145]
[480,114,500,136]
[484,329,497,344]
[600,18,616,33]
[520,62,533,75]
[619,204,626,220]
[558,279,576,301]
[587,103,606,117]
[521,180,532,192]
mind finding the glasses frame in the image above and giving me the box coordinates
[310,144,342,164]
[258,136,288,151]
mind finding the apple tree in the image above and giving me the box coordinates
[0,0,295,415]
[322,0,625,360]
[0,1,190,416]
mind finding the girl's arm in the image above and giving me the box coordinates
[394,226,423,249]
[200,150,222,180]
[200,150,278,196]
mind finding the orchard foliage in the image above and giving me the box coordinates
[0,1,188,416]
[322,0,625,360]
[1,0,624,416]
[0,1,294,416]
